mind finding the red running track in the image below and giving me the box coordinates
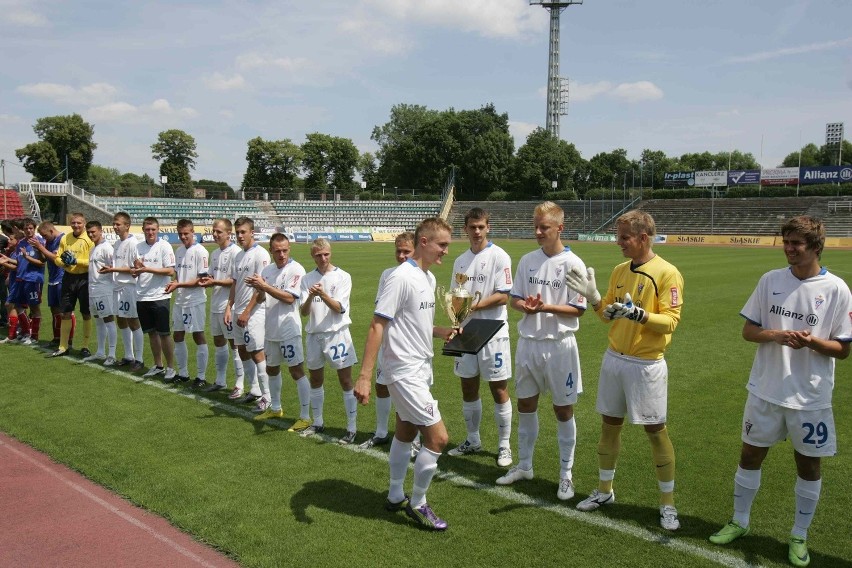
[0,432,241,568]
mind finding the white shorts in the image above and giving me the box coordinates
[387,365,441,427]
[454,335,511,381]
[306,329,358,371]
[172,304,207,333]
[209,311,235,340]
[514,335,582,406]
[265,338,305,368]
[90,294,116,318]
[234,313,265,352]
[116,287,138,319]
[596,349,668,424]
[742,393,836,457]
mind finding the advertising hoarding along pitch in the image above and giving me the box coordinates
[694,170,728,187]
[799,166,852,185]
[760,167,799,186]
[727,170,761,185]
[664,171,695,188]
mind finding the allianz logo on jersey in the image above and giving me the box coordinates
[175,262,196,270]
[528,276,562,289]
[770,304,819,325]
[419,301,436,310]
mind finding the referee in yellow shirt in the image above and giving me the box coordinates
[566,209,684,531]
[50,212,93,357]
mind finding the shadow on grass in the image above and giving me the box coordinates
[290,479,412,528]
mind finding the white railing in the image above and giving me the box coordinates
[19,181,68,195]
[827,201,852,213]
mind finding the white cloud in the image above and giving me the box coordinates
[567,80,663,103]
[16,82,118,105]
[0,114,24,124]
[203,72,246,91]
[609,81,664,103]
[337,18,412,55]
[3,0,48,27]
[86,99,198,124]
[236,53,311,72]
[364,0,545,39]
[509,120,540,146]
[725,36,852,64]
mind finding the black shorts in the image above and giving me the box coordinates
[137,299,171,335]
[60,273,90,315]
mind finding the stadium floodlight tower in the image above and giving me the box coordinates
[530,0,583,139]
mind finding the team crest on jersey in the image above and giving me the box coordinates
[290,275,300,288]
[744,420,752,436]
[556,266,563,278]
[480,261,486,271]
[425,403,434,418]
[638,283,645,295]
[814,295,824,309]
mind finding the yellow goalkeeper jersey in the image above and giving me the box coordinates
[54,232,93,275]
[596,254,684,360]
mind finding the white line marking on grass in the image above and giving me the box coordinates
[81,359,757,568]
[0,438,221,568]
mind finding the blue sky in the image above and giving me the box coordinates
[1,0,850,189]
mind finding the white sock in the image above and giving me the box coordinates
[132,328,144,363]
[120,326,133,359]
[241,359,256,393]
[214,345,229,386]
[375,395,392,438]
[174,340,188,376]
[343,389,357,432]
[792,477,821,539]
[462,399,482,447]
[295,376,311,420]
[310,386,325,427]
[105,320,117,358]
[195,344,208,380]
[233,348,244,379]
[269,373,283,411]
[256,360,268,398]
[94,318,106,357]
[411,446,441,508]
[733,466,761,527]
[557,416,576,479]
[517,411,539,471]
[495,399,512,448]
[388,437,411,503]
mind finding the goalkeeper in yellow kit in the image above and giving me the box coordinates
[565,209,684,531]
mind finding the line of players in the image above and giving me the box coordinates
[1,205,848,565]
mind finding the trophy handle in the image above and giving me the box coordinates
[437,286,457,326]
[472,291,482,310]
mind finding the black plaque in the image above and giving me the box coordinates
[441,319,505,356]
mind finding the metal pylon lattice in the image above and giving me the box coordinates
[530,1,583,139]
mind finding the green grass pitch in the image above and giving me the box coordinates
[0,240,850,568]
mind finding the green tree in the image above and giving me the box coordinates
[15,114,96,182]
[587,148,631,192]
[372,104,439,190]
[818,140,852,167]
[357,152,380,193]
[195,179,236,199]
[301,133,359,192]
[242,137,303,190]
[512,128,585,198]
[151,130,198,198]
[781,143,821,168]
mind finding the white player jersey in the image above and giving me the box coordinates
[375,259,437,383]
[88,241,115,297]
[231,244,270,314]
[376,266,395,304]
[511,246,588,340]
[112,235,138,288]
[301,267,352,333]
[262,259,306,341]
[132,240,176,302]
[174,243,209,307]
[741,266,852,410]
[209,243,239,313]
[451,242,512,338]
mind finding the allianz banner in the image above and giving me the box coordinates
[727,170,761,185]
[799,166,852,185]
[664,171,695,188]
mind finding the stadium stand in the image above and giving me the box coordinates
[99,198,275,228]
[0,189,26,218]
[636,196,847,236]
[269,200,441,230]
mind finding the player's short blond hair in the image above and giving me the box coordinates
[533,201,564,224]
[395,231,415,247]
[617,210,656,237]
[311,237,332,252]
[414,217,452,245]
